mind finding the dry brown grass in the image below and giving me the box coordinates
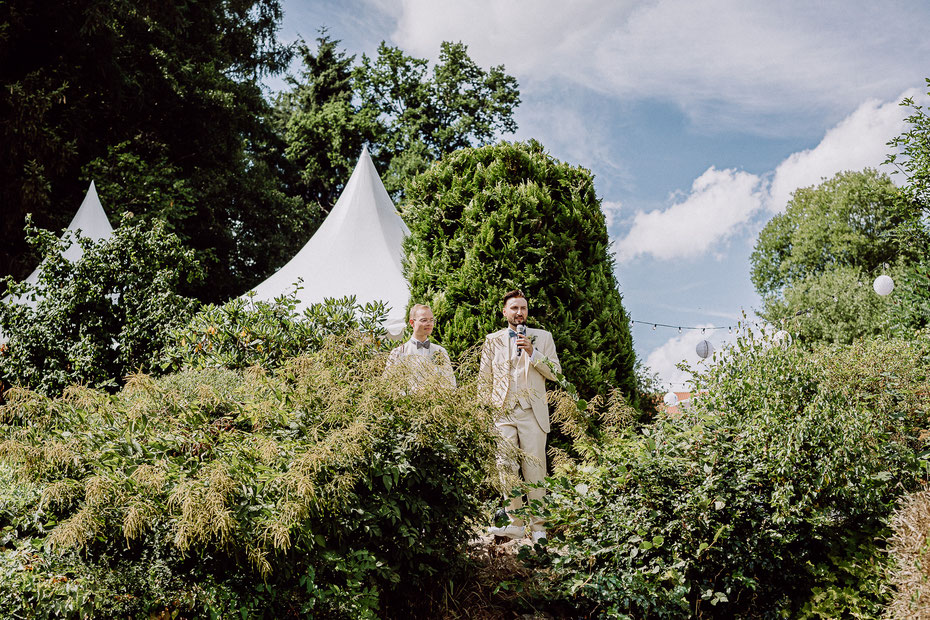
[887,489,930,619]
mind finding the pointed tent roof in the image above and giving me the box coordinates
[12,181,114,303]
[249,148,410,336]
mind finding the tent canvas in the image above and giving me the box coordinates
[248,148,410,337]
[6,180,114,308]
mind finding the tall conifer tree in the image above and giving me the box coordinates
[403,140,640,403]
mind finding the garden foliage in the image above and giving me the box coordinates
[531,329,930,618]
[276,35,520,207]
[0,0,300,302]
[403,139,639,404]
[163,291,390,372]
[0,336,499,618]
[886,78,930,214]
[751,169,929,344]
[0,217,200,396]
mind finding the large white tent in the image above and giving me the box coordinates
[249,148,410,337]
[7,180,114,308]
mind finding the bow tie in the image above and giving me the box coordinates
[508,329,518,338]
[415,340,430,350]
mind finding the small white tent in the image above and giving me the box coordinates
[7,180,114,308]
[249,148,410,336]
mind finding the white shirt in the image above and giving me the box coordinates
[385,338,457,391]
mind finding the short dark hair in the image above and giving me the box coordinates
[502,289,525,306]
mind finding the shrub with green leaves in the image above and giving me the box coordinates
[163,292,391,372]
[402,139,639,405]
[0,335,499,618]
[0,216,201,395]
[531,329,930,618]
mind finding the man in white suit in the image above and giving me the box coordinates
[479,290,560,542]
[385,304,456,391]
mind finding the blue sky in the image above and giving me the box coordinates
[268,0,930,388]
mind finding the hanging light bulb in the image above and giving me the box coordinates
[873,274,894,296]
[678,327,682,334]
[653,324,656,331]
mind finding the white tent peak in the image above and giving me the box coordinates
[2,181,114,323]
[60,180,114,264]
[21,180,114,291]
[248,148,411,336]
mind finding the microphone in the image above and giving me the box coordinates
[516,324,526,356]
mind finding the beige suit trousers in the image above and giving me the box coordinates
[496,404,546,531]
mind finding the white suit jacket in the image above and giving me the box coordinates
[478,327,561,432]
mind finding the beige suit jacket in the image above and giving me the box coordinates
[478,327,561,433]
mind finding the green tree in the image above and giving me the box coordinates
[750,169,927,343]
[403,140,639,404]
[276,35,521,209]
[884,82,930,334]
[751,169,920,297]
[0,0,311,302]
[886,79,930,214]
[0,217,201,395]
[275,34,367,213]
[759,264,902,344]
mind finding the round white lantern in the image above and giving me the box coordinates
[663,391,678,407]
[773,330,793,348]
[873,274,894,296]
[695,339,714,359]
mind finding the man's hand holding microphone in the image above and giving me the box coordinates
[515,323,533,357]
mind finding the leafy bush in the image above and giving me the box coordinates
[0,336,499,618]
[163,292,391,372]
[530,329,930,618]
[402,139,639,404]
[0,216,201,395]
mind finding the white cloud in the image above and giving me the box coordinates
[614,89,921,262]
[386,0,930,129]
[616,167,762,262]
[601,200,623,230]
[644,326,723,390]
[511,95,634,190]
[765,91,918,212]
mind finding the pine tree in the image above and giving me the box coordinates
[403,140,640,403]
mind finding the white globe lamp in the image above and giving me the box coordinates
[695,339,714,359]
[663,391,678,407]
[873,274,894,296]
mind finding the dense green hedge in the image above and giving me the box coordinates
[530,330,930,618]
[0,335,498,618]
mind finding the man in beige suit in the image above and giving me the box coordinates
[385,304,456,391]
[479,290,560,542]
